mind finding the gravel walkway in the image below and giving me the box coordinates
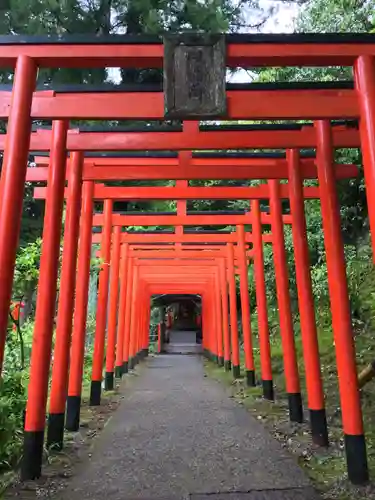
[59,353,320,500]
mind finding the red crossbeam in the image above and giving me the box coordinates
[90,233,272,244]
[92,214,291,226]
[0,40,374,67]
[33,185,321,200]
[0,89,358,119]
[27,163,358,182]
[5,126,359,151]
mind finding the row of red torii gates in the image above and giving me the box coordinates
[1,33,375,486]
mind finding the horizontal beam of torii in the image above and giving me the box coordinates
[92,213,291,226]
[7,125,360,151]
[0,88,360,119]
[27,162,358,181]
[33,184,321,201]
[90,232,272,244]
[0,33,374,67]
[95,249,253,263]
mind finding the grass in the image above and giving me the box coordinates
[206,306,375,500]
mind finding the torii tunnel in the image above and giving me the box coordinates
[1,32,375,487]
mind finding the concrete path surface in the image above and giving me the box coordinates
[59,353,319,500]
[166,329,202,354]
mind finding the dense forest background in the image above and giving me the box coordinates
[2,0,375,490]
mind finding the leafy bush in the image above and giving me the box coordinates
[0,372,27,470]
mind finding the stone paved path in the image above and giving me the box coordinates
[59,353,320,500]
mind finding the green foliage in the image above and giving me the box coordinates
[12,238,41,300]
[0,372,27,470]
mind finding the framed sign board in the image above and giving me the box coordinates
[163,33,226,119]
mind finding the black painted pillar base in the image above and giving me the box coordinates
[115,365,123,379]
[46,413,65,450]
[21,430,44,480]
[218,356,224,367]
[128,357,135,370]
[105,371,114,391]
[65,395,81,431]
[309,409,329,447]
[89,380,102,406]
[138,350,144,361]
[224,360,231,372]
[233,365,241,379]
[345,434,369,484]
[262,380,274,401]
[122,361,129,374]
[288,392,303,423]
[213,355,219,364]
[246,370,256,387]
[143,348,149,357]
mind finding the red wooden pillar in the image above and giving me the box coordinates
[66,181,94,431]
[128,264,139,369]
[122,257,134,373]
[142,295,151,357]
[202,297,208,355]
[315,120,368,484]
[0,56,37,374]
[227,243,240,378]
[105,226,121,390]
[21,120,69,481]
[207,289,217,361]
[215,268,224,366]
[251,200,273,400]
[269,180,303,423]
[136,288,144,360]
[115,243,129,378]
[157,323,162,353]
[236,225,255,386]
[354,56,375,263]
[219,258,231,371]
[47,151,84,450]
[90,199,113,405]
[287,149,328,446]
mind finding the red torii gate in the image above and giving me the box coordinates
[25,137,362,482]
[0,34,372,485]
[32,161,348,454]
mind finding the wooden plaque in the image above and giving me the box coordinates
[163,33,226,119]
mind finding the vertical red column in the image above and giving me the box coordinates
[47,151,84,449]
[66,181,94,431]
[287,149,328,446]
[122,257,134,373]
[105,226,122,390]
[22,120,69,480]
[157,321,162,353]
[0,56,37,373]
[226,243,240,378]
[208,288,216,361]
[128,264,139,369]
[269,179,302,423]
[236,225,255,386]
[215,267,224,366]
[219,258,231,371]
[315,120,368,484]
[251,200,273,400]
[142,294,151,357]
[354,56,375,262]
[115,243,129,378]
[90,199,113,405]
